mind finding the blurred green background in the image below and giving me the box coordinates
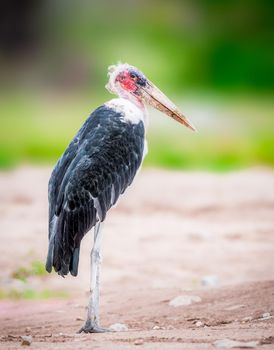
[0,0,273,171]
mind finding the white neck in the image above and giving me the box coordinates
[105,98,148,127]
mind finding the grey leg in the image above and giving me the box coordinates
[78,222,109,333]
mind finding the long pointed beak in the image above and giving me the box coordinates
[139,81,196,132]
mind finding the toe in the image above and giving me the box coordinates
[77,320,111,333]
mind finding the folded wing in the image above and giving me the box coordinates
[46,105,145,276]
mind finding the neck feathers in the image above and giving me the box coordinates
[105,98,148,126]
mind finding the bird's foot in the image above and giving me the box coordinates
[77,319,111,334]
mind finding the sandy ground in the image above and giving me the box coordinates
[0,166,273,349]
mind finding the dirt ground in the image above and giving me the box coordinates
[0,167,273,349]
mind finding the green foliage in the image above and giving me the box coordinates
[11,267,30,282]
[0,1,273,171]
[0,288,68,300]
[31,261,48,277]
[6,261,68,300]
[34,0,273,93]
[145,133,274,171]
[11,261,47,282]
[1,93,273,171]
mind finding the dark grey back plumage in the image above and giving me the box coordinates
[46,105,145,276]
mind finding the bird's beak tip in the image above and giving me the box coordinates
[188,123,197,132]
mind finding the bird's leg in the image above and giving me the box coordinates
[78,222,109,333]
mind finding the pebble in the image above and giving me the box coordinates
[169,295,201,307]
[152,325,166,330]
[224,304,245,311]
[261,312,272,320]
[187,230,213,240]
[201,275,219,287]
[152,325,160,330]
[242,316,252,322]
[73,303,81,308]
[25,327,31,334]
[195,321,204,327]
[214,338,258,348]
[166,325,175,330]
[109,323,128,332]
[76,317,84,321]
[21,335,32,346]
[134,338,144,345]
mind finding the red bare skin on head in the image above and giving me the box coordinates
[116,71,137,93]
[115,70,144,108]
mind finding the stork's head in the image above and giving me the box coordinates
[106,63,196,131]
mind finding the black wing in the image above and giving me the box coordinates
[46,105,145,276]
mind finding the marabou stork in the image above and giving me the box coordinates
[45,63,196,333]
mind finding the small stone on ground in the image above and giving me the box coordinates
[109,323,128,332]
[201,275,219,287]
[214,338,258,348]
[169,295,201,307]
[134,338,144,345]
[21,335,32,346]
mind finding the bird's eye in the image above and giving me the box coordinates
[130,72,137,79]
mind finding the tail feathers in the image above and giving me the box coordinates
[45,214,58,273]
[45,235,54,273]
[70,247,80,276]
[45,214,80,277]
